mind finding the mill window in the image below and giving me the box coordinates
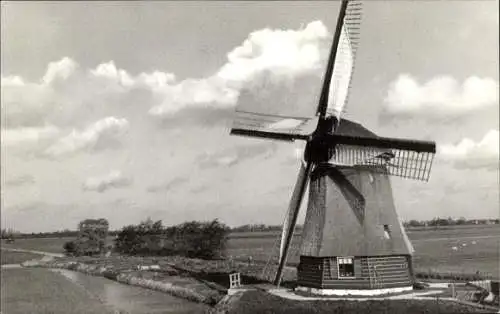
[383,224,391,239]
[337,257,355,278]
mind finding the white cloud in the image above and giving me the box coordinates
[2,20,331,129]
[149,20,330,117]
[1,75,25,86]
[89,61,177,91]
[1,57,177,129]
[90,61,135,87]
[42,57,78,85]
[136,71,176,91]
[199,143,277,169]
[384,74,499,117]
[216,155,239,166]
[147,177,188,193]
[4,175,35,187]
[82,170,131,193]
[44,117,129,157]
[1,78,56,128]
[440,130,499,170]
[148,77,239,116]
[1,125,60,147]
[217,20,329,84]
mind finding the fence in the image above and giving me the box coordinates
[449,280,499,308]
[415,269,496,282]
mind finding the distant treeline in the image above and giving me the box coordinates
[3,217,499,239]
[230,218,499,233]
[1,229,120,239]
[404,217,499,228]
[230,224,303,233]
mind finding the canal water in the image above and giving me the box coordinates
[52,269,210,313]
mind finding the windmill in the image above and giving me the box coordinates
[229,0,436,295]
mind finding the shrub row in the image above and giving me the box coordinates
[114,219,230,260]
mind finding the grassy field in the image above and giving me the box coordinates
[1,268,116,314]
[1,237,113,254]
[1,250,44,265]
[226,224,500,279]
[228,290,492,314]
[3,224,499,278]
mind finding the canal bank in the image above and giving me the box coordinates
[53,268,210,313]
[1,267,210,314]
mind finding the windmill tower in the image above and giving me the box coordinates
[229,0,436,295]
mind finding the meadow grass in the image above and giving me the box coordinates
[1,237,113,254]
[1,250,44,265]
[1,268,116,314]
[226,225,500,279]
[4,225,499,278]
[228,290,492,314]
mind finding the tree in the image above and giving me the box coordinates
[1,228,19,239]
[63,240,77,255]
[64,218,110,256]
[114,219,164,255]
[407,220,422,227]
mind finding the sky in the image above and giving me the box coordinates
[1,1,499,233]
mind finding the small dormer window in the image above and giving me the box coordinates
[337,257,355,278]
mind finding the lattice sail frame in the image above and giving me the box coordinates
[327,140,435,181]
[230,111,314,141]
[326,0,362,119]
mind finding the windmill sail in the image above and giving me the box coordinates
[230,111,317,141]
[231,1,362,140]
[326,0,362,119]
[316,0,362,120]
[399,218,415,254]
[279,160,310,262]
[326,134,436,181]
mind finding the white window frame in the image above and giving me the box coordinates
[337,256,355,279]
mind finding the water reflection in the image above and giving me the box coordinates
[53,269,209,314]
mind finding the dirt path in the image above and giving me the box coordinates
[2,264,23,269]
[1,248,61,269]
[1,247,64,258]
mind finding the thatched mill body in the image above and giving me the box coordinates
[229,0,436,295]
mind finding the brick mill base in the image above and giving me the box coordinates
[295,285,414,296]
